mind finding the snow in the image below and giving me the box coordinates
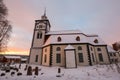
[44,32,106,46]
[4,56,21,59]
[107,45,116,53]
[65,45,75,50]
[46,30,82,35]
[0,63,120,80]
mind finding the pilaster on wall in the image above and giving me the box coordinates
[87,44,92,66]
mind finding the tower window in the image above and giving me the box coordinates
[78,53,84,62]
[37,32,42,39]
[35,55,38,62]
[98,53,103,62]
[57,37,61,42]
[56,47,61,51]
[56,54,61,63]
[78,46,82,50]
[76,36,80,41]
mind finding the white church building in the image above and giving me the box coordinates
[29,13,110,68]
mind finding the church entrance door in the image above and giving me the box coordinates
[65,50,77,68]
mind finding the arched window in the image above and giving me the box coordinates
[78,46,82,50]
[57,37,61,42]
[94,39,98,43]
[37,32,42,39]
[97,48,101,51]
[56,47,61,51]
[76,36,80,41]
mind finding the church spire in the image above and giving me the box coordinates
[41,8,47,20]
[44,8,46,16]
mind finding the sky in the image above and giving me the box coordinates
[2,0,120,55]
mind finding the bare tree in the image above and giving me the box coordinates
[0,0,12,52]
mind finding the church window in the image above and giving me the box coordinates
[44,54,47,63]
[56,54,61,63]
[98,53,103,62]
[56,47,61,51]
[94,39,98,43]
[78,53,84,62]
[78,46,82,50]
[35,55,38,62]
[37,32,42,39]
[97,48,101,51]
[57,37,61,42]
[76,36,80,41]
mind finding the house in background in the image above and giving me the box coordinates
[0,55,29,64]
[107,46,119,63]
[117,50,120,62]
[3,56,21,63]
[29,13,110,68]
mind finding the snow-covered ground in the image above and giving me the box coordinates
[0,63,120,80]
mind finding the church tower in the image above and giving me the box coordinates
[29,11,51,65]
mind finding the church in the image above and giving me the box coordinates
[29,13,110,68]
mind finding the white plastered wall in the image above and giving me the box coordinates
[42,46,51,66]
[94,46,110,64]
[29,48,42,65]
